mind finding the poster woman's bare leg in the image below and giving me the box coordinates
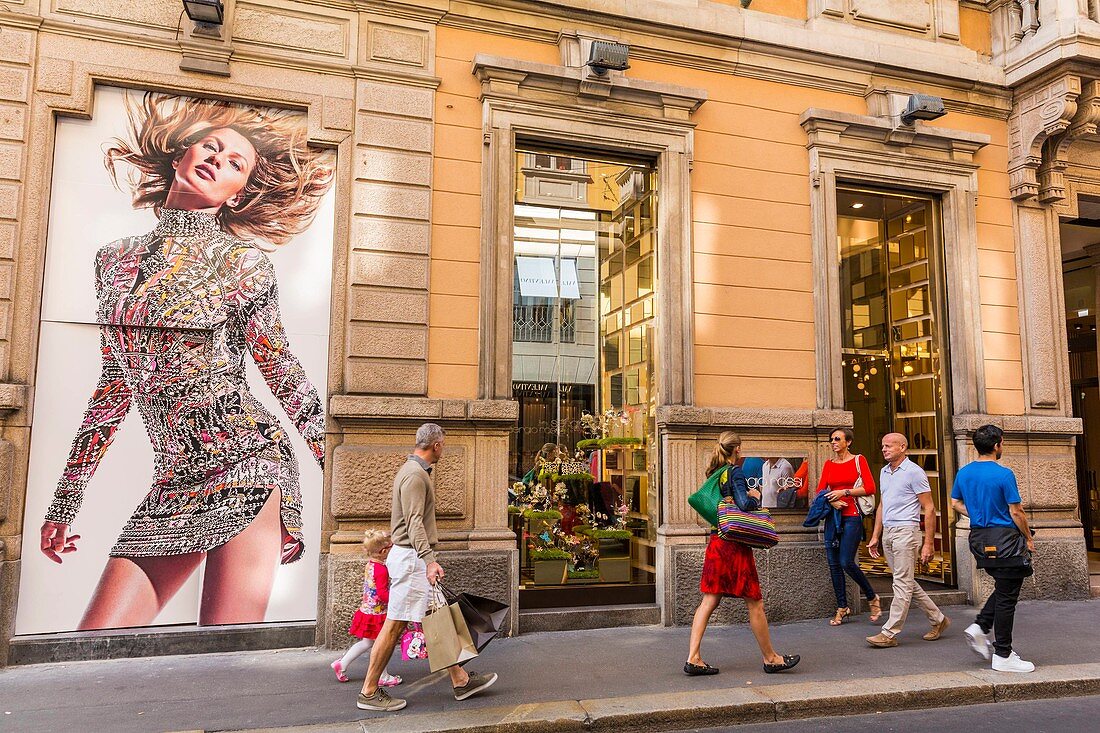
[199,489,281,624]
[78,552,205,630]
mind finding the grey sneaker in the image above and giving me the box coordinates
[357,688,407,711]
[453,671,498,701]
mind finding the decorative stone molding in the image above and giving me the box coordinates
[328,395,519,423]
[656,406,853,431]
[1008,74,1081,201]
[800,107,990,416]
[472,55,706,122]
[950,413,1082,435]
[472,53,705,405]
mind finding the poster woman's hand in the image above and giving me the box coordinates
[40,521,80,564]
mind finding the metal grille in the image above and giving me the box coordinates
[559,301,576,343]
[513,302,553,342]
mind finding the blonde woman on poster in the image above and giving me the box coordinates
[38,93,333,629]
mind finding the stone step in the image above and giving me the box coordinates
[519,603,662,633]
[860,589,970,612]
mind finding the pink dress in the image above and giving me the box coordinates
[349,560,388,639]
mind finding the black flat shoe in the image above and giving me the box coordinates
[684,662,719,676]
[763,654,800,674]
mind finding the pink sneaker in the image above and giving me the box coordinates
[378,673,403,687]
[331,660,349,683]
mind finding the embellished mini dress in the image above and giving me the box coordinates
[349,560,389,640]
[44,209,325,563]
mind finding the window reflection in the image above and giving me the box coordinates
[510,149,658,602]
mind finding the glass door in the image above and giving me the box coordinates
[837,188,955,585]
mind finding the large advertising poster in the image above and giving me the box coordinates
[16,87,335,634]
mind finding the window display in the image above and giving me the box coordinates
[509,149,658,605]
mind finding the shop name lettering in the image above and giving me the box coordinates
[520,276,556,286]
[745,477,803,490]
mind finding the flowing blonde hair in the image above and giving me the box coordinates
[706,431,742,477]
[104,92,334,245]
[362,529,391,558]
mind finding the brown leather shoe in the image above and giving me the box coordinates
[866,632,898,648]
[923,615,950,641]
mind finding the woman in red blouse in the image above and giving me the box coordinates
[817,428,881,626]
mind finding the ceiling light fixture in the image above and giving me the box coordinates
[851,202,864,209]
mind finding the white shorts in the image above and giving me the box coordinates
[385,545,432,623]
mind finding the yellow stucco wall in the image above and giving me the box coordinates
[713,0,807,20]
[959,6,993,58]
[429,25,1023,414]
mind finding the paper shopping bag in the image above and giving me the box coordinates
[422,596,479,673]
[439,582,509,652]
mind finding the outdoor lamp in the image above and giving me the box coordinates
[900,94,946,125]
[183,0,225,25]
[587,41,630,75]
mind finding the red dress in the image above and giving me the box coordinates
[348,560,388,639]
[700,533,762,600]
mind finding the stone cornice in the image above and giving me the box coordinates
[329,395,519,424]
[801,108,991,168]
[656,406,853,431]
[951,413,1083,435]
[473,54,707,120]
[437,0,1012,117]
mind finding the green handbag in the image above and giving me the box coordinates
[687,467,727,528]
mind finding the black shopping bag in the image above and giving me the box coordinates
[439,582,509,652]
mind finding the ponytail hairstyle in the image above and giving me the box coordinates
[706,431,742,477]
[362,528,391,559]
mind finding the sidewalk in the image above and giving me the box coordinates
[1,599,1098,733]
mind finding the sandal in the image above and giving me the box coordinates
[829,607,851,626]
[331,660,349,683]
[868,597,882,623]
[763,654,801,674]
[684,661,720,676]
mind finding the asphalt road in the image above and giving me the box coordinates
[670,694,1100,733]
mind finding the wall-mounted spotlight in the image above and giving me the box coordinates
[183,0,225,25]
[900,94,946,125]
[587,41,630,75]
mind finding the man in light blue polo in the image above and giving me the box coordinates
[865,433,948,648]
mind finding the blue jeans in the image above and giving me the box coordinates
[824,515,877,608]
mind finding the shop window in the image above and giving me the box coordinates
[509,148,658,607]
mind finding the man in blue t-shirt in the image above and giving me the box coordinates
[950,424,1036,673]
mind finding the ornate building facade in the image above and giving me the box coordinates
[0,0,1094,664]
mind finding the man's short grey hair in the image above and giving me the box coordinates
[415,423,446,449]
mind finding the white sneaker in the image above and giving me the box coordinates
[964,623,992,660]
[991,651,1035,673]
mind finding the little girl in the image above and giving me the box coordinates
[330,529,401,686]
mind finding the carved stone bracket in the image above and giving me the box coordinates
[1006,74,1100,203]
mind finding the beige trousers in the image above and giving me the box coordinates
[881,526,944,637]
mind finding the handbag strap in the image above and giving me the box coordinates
[852,454,863,488]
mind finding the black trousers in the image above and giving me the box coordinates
[974,570,1026,658]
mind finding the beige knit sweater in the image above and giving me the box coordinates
[390,457,438,565]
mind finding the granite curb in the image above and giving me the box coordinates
[220,663,1100,733]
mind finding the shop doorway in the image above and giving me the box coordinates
[836,187,956,586]
[1059,205,1100,590]
[509,148,658,609]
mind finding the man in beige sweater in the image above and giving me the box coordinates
[357,423,498,712]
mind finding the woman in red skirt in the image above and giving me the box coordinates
[684,431,800,676]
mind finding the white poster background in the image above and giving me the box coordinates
[16,86,334,635]
[559,258,580,300]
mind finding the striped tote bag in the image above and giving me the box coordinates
[717,497,778,549]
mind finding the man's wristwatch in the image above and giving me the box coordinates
[844,489,851,497]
